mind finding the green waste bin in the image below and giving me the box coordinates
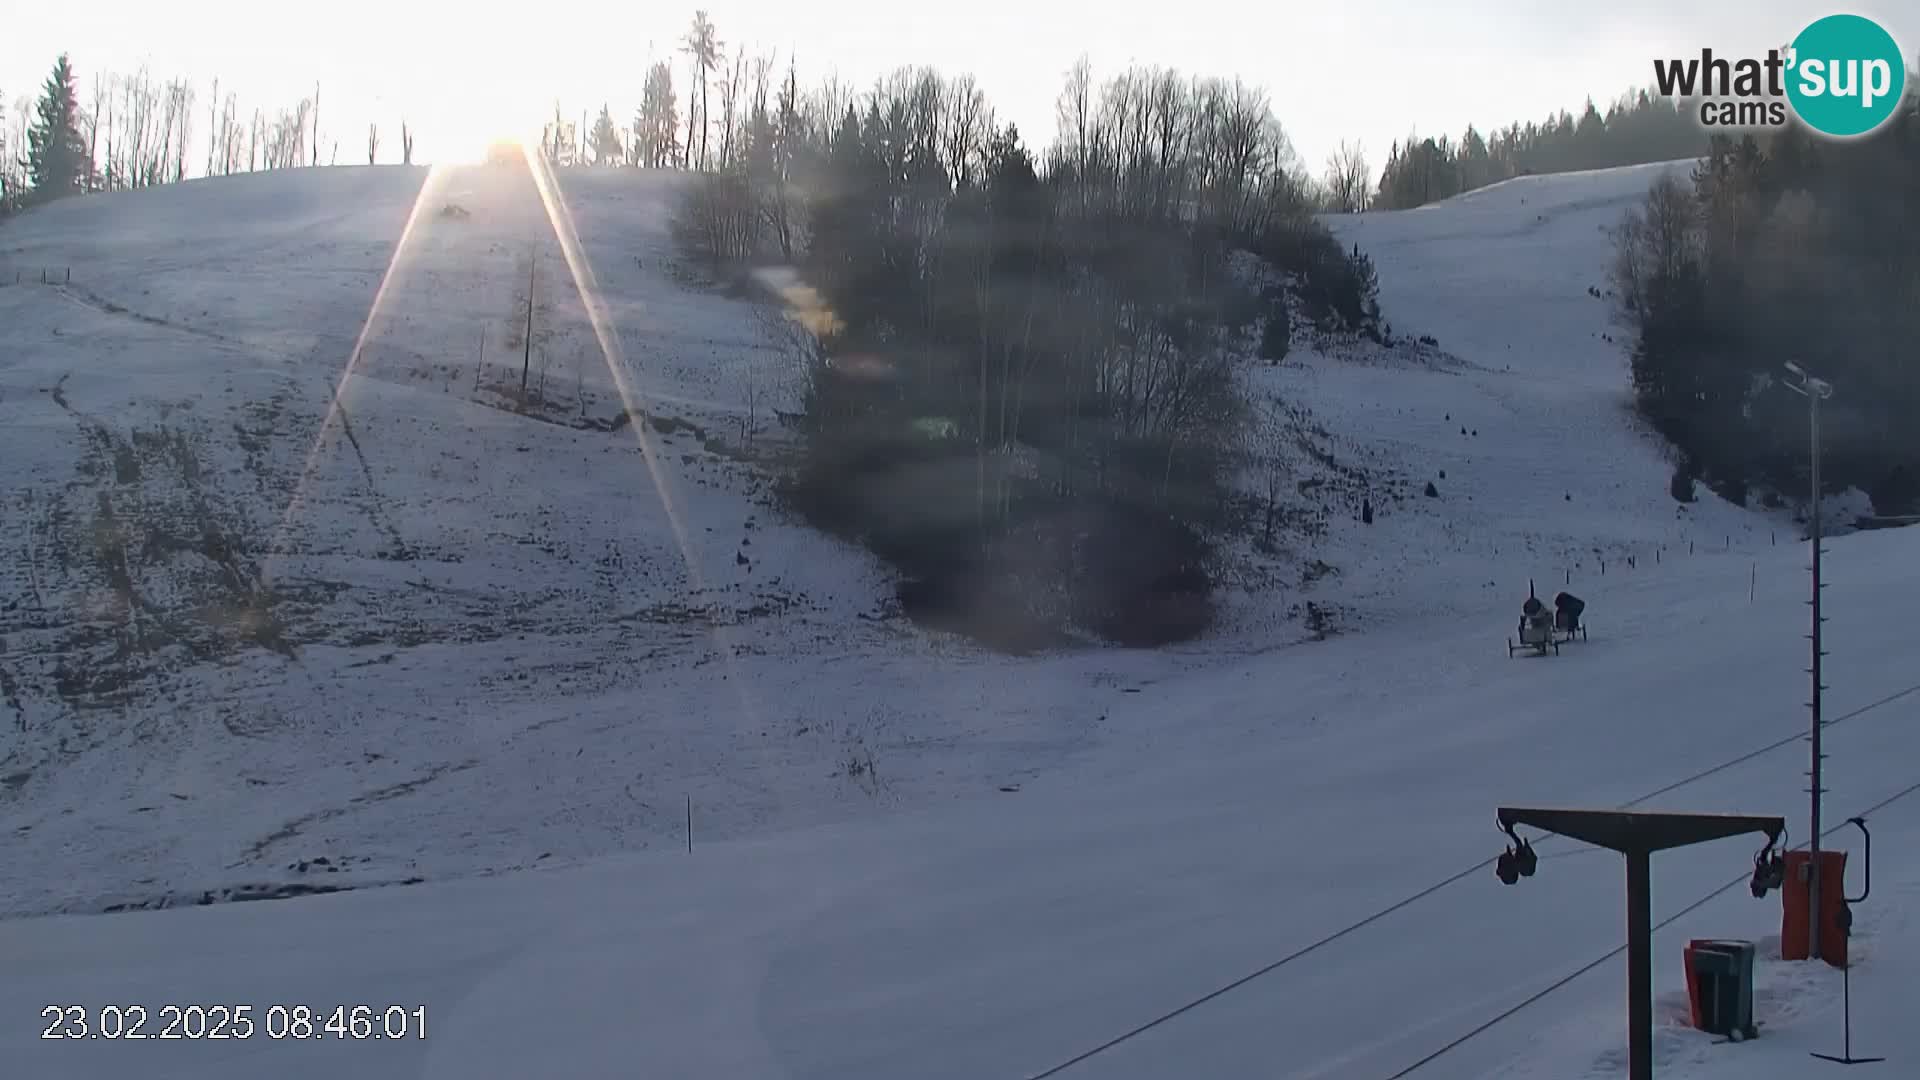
[1689,939,1757,1040]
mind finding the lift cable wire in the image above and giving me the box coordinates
[1018,681,1920,1080]
[1383,772,1920,1078]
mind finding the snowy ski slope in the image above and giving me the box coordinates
[0,163,1200,918]
[1240,161,1769,629]
[5,526,1916,1079]
[2,157,1916,1078]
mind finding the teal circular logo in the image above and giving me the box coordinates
[1786,14,1908,137]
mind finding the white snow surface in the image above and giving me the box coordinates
[3,159,1916,1078]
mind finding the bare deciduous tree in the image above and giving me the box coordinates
[117,67,160,187]
[940,73,990,189]
[1055,55,1095,212]
[85,71,111,191]
[162,80,196,183]
[716,45,745,170]
[0,95,22,207]
[216,92,240,174]
[757,60,803,260]
[203,77,220,176]
[680,10,721,169]
[1324,140,1370,213]
[260,99,308,169]
[673,171,756,267]
[1609,171,1699,329]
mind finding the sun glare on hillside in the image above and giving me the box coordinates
[482,137,529,167]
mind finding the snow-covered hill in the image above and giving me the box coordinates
[0,163,1192,917]
[6,521,1917,1080]
[3,156,1915,1079]
[1228,161,1767,635]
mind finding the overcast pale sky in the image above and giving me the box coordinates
[6,1,1915,175]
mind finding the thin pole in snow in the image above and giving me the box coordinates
[686,794,693,853]
[1750,563,1756,604]
[521,252,536,400]
[1843,959,1853,1058]
[1811,945,1885,1063]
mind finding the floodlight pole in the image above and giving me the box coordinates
[1809,377,1824,963]
[1784,363,1832,962]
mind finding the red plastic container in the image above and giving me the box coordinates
[1683,939,1709,1028]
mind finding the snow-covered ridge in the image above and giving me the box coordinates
[0,156,1796,919]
